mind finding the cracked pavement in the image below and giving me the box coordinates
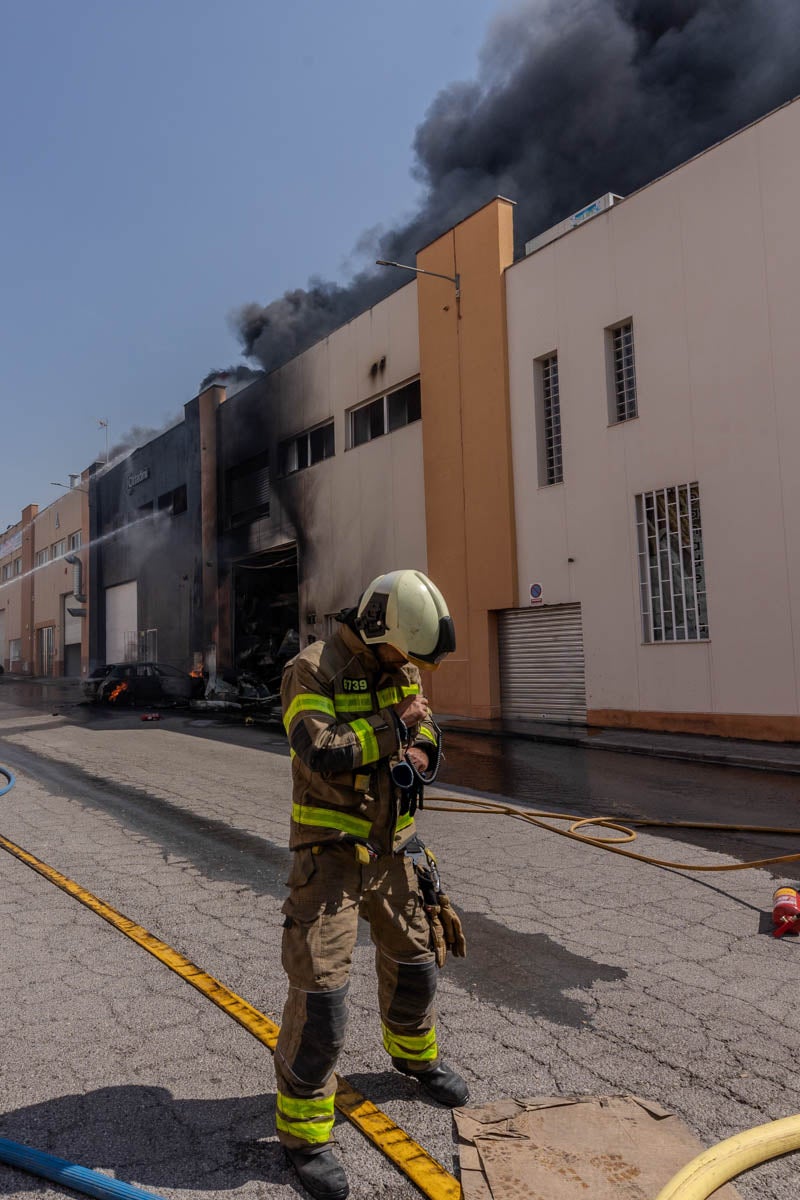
[1,691,800,1198]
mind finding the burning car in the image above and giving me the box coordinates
[83,662,198,706]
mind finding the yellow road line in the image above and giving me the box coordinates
[0,832,461,1200]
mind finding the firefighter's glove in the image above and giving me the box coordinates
[437,893,467,958]
[427,907,448,969]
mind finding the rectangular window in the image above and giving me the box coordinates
[51,539,67,559]
[636,482,709,642]
[1,564,10,582]
[349,379,421,448]
[68,531,82,551]
[280,420,335,476]
[13,558,21,576]
[535,353,563,485]
[227,452,270,525]
[607,320,637,422]
[9,639,21,662]
[156,485,187,517]
[35,548,49,567]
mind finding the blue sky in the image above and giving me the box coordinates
[0,0,501,525]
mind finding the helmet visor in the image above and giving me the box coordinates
[407,616,456,669]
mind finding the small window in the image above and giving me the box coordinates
[349,379,421,448]
[68,531,82,551]
[1,563,10,582]
[51,539,67,559]
[228,452,270,525]
[156,486,187,516]
[172,484,187,515]
[35,548,49,567]
[280,421,335,476]
[9,639,21,662]
[13,558,21,576]
[387,380,422,432]
[607,320,637,423]
[635,482,709,642]
[535,353,563,485]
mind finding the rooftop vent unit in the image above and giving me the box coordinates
[525,192,623,256]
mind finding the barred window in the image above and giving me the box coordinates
[609,321,637,422]
[536,353,563,485]
[636,483,709,642]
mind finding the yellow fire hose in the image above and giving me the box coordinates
[653,1113,800,1198]
[426,792,800,1195]
[425,792,800,871]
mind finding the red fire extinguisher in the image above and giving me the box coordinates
[772,886,800,937]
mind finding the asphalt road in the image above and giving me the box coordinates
[2,678,800,1199]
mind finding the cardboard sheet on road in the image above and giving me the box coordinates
[454,1094,743,1199]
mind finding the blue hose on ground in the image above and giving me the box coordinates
[0,765,15,796]
[0,1138,168,1200]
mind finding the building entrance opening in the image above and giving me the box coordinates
[232,544,299,691]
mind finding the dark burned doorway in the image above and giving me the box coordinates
[232,544,299,687]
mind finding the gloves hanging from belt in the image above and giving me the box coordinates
[404,836,467,967]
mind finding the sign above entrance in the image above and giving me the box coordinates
[530,583,544,606]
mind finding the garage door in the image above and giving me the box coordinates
[105,581,138,663]
[498,604,586,723]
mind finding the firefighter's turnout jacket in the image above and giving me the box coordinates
[281,621,439,855]
[275,621,442,1152]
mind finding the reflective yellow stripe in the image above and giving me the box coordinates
[377,683,419,708]
[278,1089,335,1142]
[382,1023,438,1062]
[278,1091,335,1120]
[351,717,380,764]
[334,693,373,713]
[292,802,372,840]
[283,692,336,732]
[397,812,414,832]
[276,1114,334,1144]
[417,725,437,745]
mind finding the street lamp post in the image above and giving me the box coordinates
[375,259,461,310]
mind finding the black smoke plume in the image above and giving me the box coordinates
[235,0,800,375]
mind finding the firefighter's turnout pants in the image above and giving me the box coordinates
[275,841,437,1151]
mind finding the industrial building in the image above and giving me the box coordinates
[8,95,799,743]
[505,95,800,741]
[88,398,208,673]
[0,480,90,677]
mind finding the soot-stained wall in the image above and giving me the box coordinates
[89,402,203,671]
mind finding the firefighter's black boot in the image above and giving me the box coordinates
[285,1146,349,1200]
[392,1059,469,1107]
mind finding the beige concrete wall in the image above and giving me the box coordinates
[263,280,427,638]
[30,488,87,675]
[506,98,800,736]
[0,519,24,670]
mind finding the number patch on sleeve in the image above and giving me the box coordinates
[342,678,368,692]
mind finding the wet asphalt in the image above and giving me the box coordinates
[5,675,800,876]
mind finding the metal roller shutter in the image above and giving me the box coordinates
[498,604,586,723]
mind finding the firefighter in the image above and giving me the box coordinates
[277,569,468,1200]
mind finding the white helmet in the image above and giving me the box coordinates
[356,569,456,670]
